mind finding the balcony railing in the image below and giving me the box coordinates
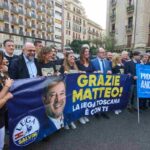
[126,25,133,33]
[19,19,24,25]
[11,17,19,25]
[12,29,18,34]
[18,9,24,14]
[37,16,43,21]
[0,3,4,9]
[37,25,42,30]
[4,28,9,32]
[31,14,36,18]
[111,0,116,7]
[4,16,9,22]
[11,6,19,14]
[12,0,19,3]
[26,22,32,28]
[19,30,24,35]
[18,0,24,4]
[110,14,116,22]
[0,15,4,21]
[3,3,9,9]
[127,5,134,13]
[26,32,31,36]
[26,12,32,18]
[47,1,53,7]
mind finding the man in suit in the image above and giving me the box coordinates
[3,39,18,67]
[92,47,112,74]
[91,47,112,119]
[42,77,66,130]
[9,42,42,79]
[125,51,141,112]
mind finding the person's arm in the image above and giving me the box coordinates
[0,78,13,99]
[0,92,13,109]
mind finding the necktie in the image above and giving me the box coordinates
[101,59,105,73]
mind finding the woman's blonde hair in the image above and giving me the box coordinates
[112,53,121,68]
[63,51,78,72]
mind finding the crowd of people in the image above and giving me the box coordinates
[0,39,150,150]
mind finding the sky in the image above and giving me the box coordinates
[80,0,107,29]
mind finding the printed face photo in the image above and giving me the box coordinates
[43,81,66,119]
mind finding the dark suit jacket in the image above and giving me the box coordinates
[9,54,42,79]
[124,60,140,84]
[91,58,112,74]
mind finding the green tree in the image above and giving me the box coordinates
[70,40,90,54]
[103,36,116,52]
[90,38,103,48]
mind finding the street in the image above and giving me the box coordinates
[27,109,150,150]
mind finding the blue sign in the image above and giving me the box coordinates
[136,64,150,98]
[7,74,131,150]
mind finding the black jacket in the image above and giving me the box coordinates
[9,54,42,79]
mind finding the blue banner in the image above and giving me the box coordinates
[136,64,150,98]
[7,74,131,150]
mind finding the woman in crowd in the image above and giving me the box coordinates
[62,50,79,129]
[37,46,57,76]
[0,50,13,150]
[112,53,125,115]
[76,46,94,124]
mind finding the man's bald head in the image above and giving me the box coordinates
[23,42,36,61]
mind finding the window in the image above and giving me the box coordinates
[112,24,115,32]
[128,17,133,28]
[127,35,132,47]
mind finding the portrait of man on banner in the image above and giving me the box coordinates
[42,76,66,130]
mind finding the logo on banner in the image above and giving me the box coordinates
[13,116,40,146]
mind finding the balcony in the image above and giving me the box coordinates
[19,19,24,25]
[0,15,4,21]
[37,16,43,21]
[19,30,24,35]
[37,6,45,12]
[18,9,24,14]
[11,6,19,14]
[26,22,32,28]
[0,3,4,9]
[4,16,9,22]
[110,14,116,22]
[31,13,36,19]
[32,33,36,37]
[127,5,134,14]
[38,34,42,39]
[26,32,31,36]
[110,30,115,36]
[26,12,32,18]
[47,19,53,24]
[25,1,36,8]
[11,17,19,25]
[32,24,36,28]
[12,29,18,34]
[111,0,116,7]
[4,27,9,32]
[18,0,24,4]
[126,25,133,33]
[37,25,42,30]
[3,3,9,9]
[12,0,19,3]
[47,1,53,7]
[38,0,46,3]
[42,17,46,22]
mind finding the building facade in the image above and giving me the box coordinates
[64,0,103,47]
[0,0,63,51]
[0,0,103,52]
[106,0,150,52]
